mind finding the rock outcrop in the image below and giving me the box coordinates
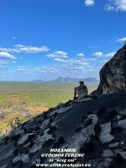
[1,93,126,168]
[96,45,126,94]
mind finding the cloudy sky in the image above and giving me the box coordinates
[0,0,126,81]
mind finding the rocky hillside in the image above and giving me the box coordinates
[0,46,126,168]
[96,45,126,94]
[0,93,126,168]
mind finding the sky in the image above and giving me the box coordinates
[0,0,126,81]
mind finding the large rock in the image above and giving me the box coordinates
[96,45,126,94]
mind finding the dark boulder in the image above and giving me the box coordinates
[96,45,126,94]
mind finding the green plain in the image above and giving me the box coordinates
[0,81,98,108]
[0,82,98,135]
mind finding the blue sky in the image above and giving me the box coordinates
[0,0,126,81]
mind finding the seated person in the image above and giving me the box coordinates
[74,81,88,100]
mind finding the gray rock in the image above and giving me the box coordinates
[109,142,119,147]
[99,122,114,144]
[23,141,31,148]
[98,158,112,168]
[40,118,50,130]
[121,142,124,145]
[87,114,98,125]
[118,152,126,160]
[102,149,113,157]
[75,97,92,103]
[118,119,126,129]
[29,130,54,154]
[117,109,126,116]
[56,105,73,113]
[14,129,24,136]
[29,143,42,154]
[66,124,95,152]
[1,166,7,168]
[96,46,126,94]
[0,145,14,161]
[114,149,126,159]
[117,115,122,120]
[48,105,73,117]
[32,159,41,164]
[17,133,35,145]
[89,158,112,168]
[12,154,29,164]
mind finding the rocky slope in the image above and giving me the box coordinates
[96,45,126,94]
[0,93,126,168]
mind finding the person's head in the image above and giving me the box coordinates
[79,81,84,85]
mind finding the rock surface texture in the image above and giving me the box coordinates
[96,45,126,94]
[0,93,126,168]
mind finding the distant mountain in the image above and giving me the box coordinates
[51,76,99,82]
[83,77,99,82]
[32,79,44,82]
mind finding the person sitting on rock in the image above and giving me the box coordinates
[74,81,88,100]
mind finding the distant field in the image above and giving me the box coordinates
[0,81,98,108]
[0,82,98,135]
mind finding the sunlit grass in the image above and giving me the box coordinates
[0,81,98,135]
[0,112,27,134]
[0,81,98,108]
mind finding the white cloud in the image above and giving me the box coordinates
[0,44,50,53]
[84,0,94,6]
[105,0,126,12]
[16,66,32,74]
[54,58,69,63]
[84,0,126,12]
[15,44,50,53]
[0,60,9,65]
[103,52,115,58]
[93,52,103,57]
[0,47,20,53]
[46,51,68,58]
[16,66,58,74]
[116,37,126,42]
[105,4,115,11]
[54,58,88,65]
[17,67,27,71]
[100,59,108,64]
[92,51,115,60]
[36,67,58,73]
[54,58,89,71]
[0,52,16,60]
[77,53,84,57]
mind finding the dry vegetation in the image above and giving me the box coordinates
[0,81,98,135]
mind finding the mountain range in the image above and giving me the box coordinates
[51,76,99,82]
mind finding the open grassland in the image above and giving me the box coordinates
[0,81,98,135]
[0,82,98,108]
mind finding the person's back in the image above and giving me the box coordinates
[74,81,88,99]
[77,85,88,98]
